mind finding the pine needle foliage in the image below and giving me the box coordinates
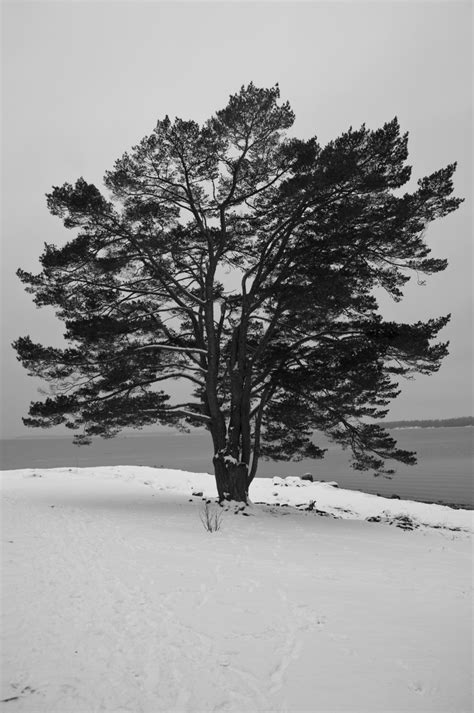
[14,83,463,501]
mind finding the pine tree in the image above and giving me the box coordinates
[14,83,462,502]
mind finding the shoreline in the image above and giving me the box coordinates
[2,427,472,509]
[1,465,473,512]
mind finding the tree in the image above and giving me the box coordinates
[14,83,462,503]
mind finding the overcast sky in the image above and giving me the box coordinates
[1,0,472,438]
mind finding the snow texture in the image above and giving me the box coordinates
[1,466,473,712]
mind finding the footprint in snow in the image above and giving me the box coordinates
[409,681,425,694]
[2,685,37,703]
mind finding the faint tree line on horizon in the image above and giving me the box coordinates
[380,417,473,429]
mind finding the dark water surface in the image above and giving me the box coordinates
[1,427,472,508]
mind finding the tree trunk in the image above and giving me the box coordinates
[213,454,249,503]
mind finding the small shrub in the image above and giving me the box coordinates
[200,502,222,533]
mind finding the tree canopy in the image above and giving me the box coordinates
[14,83,462,502]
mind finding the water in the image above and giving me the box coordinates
[1,427,472,508]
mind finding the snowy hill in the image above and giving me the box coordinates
[2,466,473,712]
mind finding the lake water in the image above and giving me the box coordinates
[1,427,472,508]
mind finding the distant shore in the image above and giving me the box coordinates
[379,417,473,429]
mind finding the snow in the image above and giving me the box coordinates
[2,466,473,712]
[223,454,238,465]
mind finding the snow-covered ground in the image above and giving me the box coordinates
[2,466,473,712]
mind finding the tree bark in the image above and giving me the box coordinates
[213,454,249,503]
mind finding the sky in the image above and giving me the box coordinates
[1,0,472,438]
